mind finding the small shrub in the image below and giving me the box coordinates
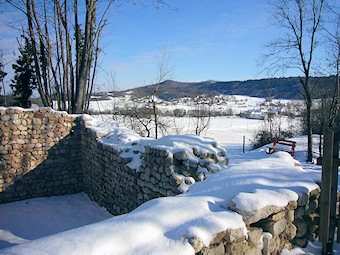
[252,129,295,150]
[252,130,272,149]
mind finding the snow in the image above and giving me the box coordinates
[1,196,245,255]
[0,110,335,255]
[0,193,112,249]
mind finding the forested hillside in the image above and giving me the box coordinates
[110,76,335,100]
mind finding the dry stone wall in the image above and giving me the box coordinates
[81,129,180,215]
[0,107,82,203]
[191,189,320,255]
[80,116,228,215]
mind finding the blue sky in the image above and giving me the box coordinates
[99,0,282,91]
[0,0,336,93]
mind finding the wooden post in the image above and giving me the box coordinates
[320,130,334,255]
[329,136,339,246]
[243,136,245,154]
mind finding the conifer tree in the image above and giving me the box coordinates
[10,36,37,108]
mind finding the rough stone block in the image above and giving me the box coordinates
[33,118,42,125]
[270,211,286,221]
[224,227,245,243]
[297,192,309,206]
[173,151,189,161]
[246,244,262,255]
[293,237,308,248]
[247,227,262,244]
[286,210,295,223]
[224,239,248,255]
[293,218,307,238]
[309,189,320,201]
[210,231,226,245]
[189,237,203,253]
[285,222,297,240]
[228,200,285,225]
[201,243,225,255]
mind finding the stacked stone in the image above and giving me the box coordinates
[251,201,298,255]
[172,146,228,182]
[193,190,320,255]
[80,117,230,216]
[80,125,180,215]
[292,189,320,247]
[80,125,142,215]
[138,146,180,202]
[0,107,82,204]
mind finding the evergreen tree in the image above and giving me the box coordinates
[10,36,37,108]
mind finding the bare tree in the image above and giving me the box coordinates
[128,101,153,137]
[4,0,171,113]
[262,0,326,162]
[192,104,211,136]
[151,49,174,139]
[321,4,340,127]
[4,0,114,113]
[0,51,8,105]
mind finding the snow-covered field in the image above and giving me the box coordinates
[0,96,336,254]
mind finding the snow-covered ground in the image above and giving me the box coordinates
[88,94,303,116]
[0,193,112,250]
[0,112,337,254]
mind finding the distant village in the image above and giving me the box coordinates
[90,91,298,119]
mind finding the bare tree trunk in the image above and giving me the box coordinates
[53,2,62,110]
[26,0,49,107]
[301,76,313,162]
[152,97,158,139]
[31,0,51,106]
[73,0,79,112]
[74,0,96,113]
[306,93,313,162]
[43,0,54,106]
[85,24,104,112]
[56,2,67,111]
[63,0,74,113]
[262,0,325,162]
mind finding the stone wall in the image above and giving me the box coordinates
[81,128,179,215]
[190,189,320,255]
[0,107,82,203]
[80,116,228,215]
[0,107,321,254]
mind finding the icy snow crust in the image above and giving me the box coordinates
[2,119,320,255]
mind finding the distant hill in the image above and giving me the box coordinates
[111,76,335,100]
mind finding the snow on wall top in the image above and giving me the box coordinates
[81,115,227,173]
